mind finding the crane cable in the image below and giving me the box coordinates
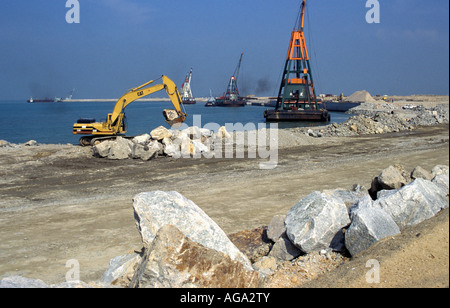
[306,2,323,96]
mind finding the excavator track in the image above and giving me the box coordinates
[79,135,135,147]
[79,136,93,147]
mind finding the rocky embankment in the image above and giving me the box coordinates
[1,163,448,288]
[302,102,449,138]
[91,125,233,161]
[73,101,450,161]
[3,101,446,159]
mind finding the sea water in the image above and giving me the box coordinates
[0,100,351,145]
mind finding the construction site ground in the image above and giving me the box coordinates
[0,120,448,287]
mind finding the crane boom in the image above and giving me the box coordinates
[300,0,306,30]
[234,52,244,83]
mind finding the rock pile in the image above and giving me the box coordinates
[304,103,449,138]
[98,163,449,288]
[0,140,39,147]
[92,125,232,161]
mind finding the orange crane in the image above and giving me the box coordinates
[265,0,329,122]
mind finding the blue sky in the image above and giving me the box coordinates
[0,0,448,100]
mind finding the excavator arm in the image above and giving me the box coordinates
[73,75,187,146]
[161,75,187,126]
[109,75,187,128]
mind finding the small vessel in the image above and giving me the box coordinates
[321,101,361,112]
[205,89,216,107]
[214,53,246,107]
[180,68,196,105]
[27,89,75,103]
[27,97,59,103]
[264,0,329,122]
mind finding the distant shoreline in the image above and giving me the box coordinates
[61,98,210,103]
[61,97,274,103]
[1,94,447,103]
[35,94,450,102]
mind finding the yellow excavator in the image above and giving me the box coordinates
[73,75,187,146]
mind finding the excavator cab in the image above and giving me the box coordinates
[77,118,96,124]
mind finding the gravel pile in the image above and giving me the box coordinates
[345,90,378,103]
[262,251,349,288]
[301,103,449,138]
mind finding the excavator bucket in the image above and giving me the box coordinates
[163,109,185,128]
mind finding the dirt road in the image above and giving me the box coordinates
[0,124,448,285]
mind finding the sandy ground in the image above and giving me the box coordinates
[0,118,448,286]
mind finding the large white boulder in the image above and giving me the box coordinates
[345,207,400,256]
[285,191,351,253]
[150,126,172,141]
[129,225,259,288]
[373,178,448,230]
[132,191,252,270]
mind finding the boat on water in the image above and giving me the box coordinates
[27,97,61,103]
[212,53,246,108]
[180,68,196,105]
[215,97,246,107]
[27,89,75,104]
[205,89,216,107]
[264,0,329,122]
[321,101,361,112]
